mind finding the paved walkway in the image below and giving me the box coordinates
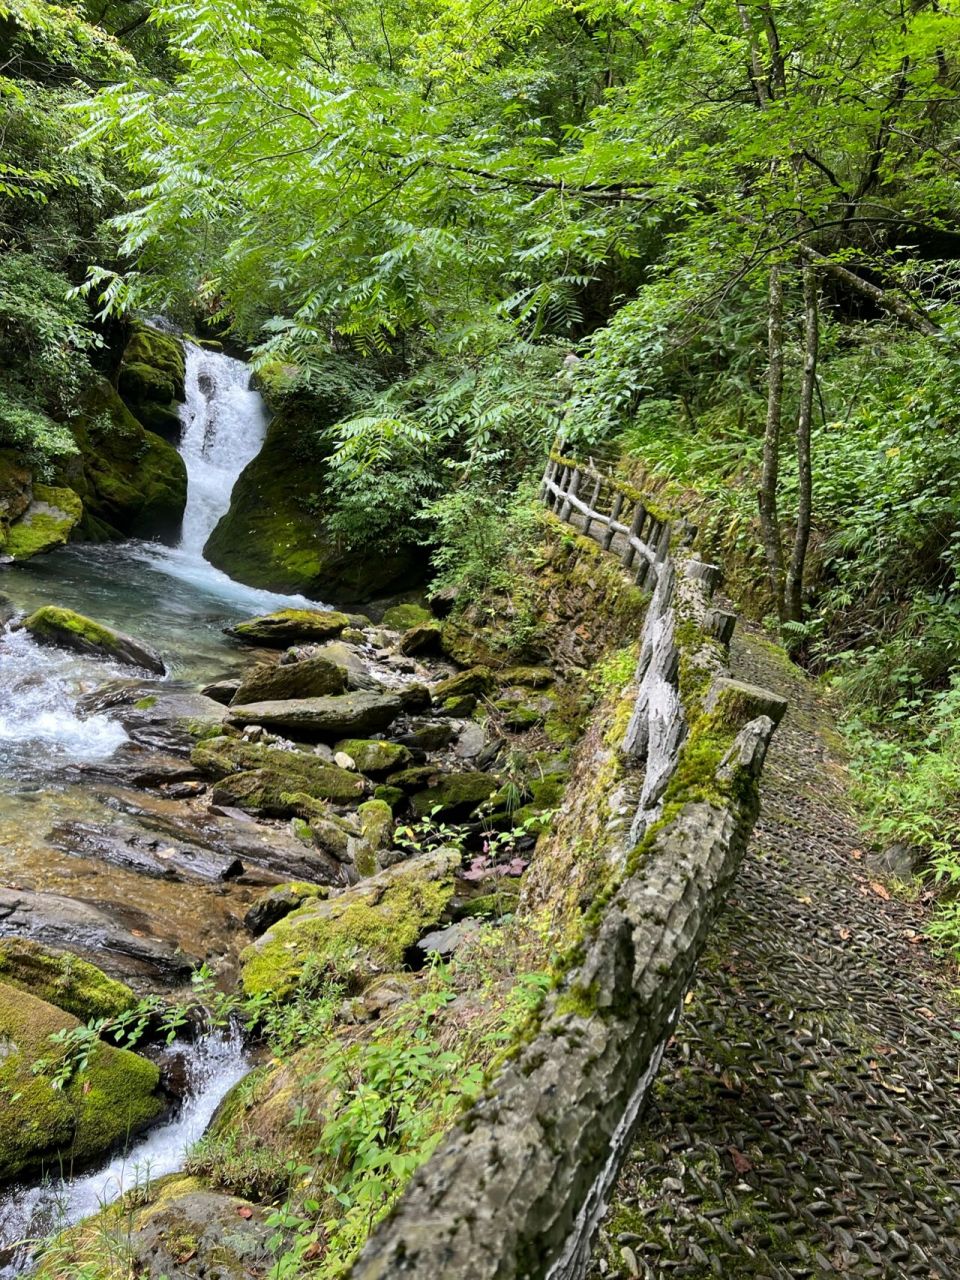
[590,626,960,1280]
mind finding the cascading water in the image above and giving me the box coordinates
[178,343,269,556]
[0,1026,250,1277]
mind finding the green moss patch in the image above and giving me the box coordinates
[0,941,136,1022]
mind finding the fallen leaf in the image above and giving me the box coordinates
[869,881,891,901]
[728,1146,753,1174]
[837,927,852,941]
[302,1242,322,1261]
[236,1206,254,1219]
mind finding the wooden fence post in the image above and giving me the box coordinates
[602,492,623,551]
[622,501,645,569]
[582,473,603,538]
[560,468,581,522]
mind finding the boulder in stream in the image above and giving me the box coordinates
[22,606,165,674]
[228,607,350,646]
[0,939,137,1022]
[232,653,347,703]
[4,485,82,560]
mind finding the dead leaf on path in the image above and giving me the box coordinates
[869,881,891,900]
[728,1146,754,1174]
[837,927,852,940]
[850,849,863,860]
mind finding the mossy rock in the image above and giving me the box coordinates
[240,848,459,1000]
[373,784,406,811]
[228,608,350,646]
[382,602,433,630]
[121,322,186,396]
[0,981,164,1183]
[203,405,424,604]
[500,665,556,689]
[5,485,82,560]
[35,1174,273,1280]
[411,770,500,819]
[22,605,165,674]
[385,765,443,793]
[355,799,394,877]
[399,621,443,656]
[0,941,136,1022]
[334,739,412,777]
[432,666,494,701]
[60,379,187,541]
[440,693,478,717]
[232,654,347,704]
[193,737,365,813]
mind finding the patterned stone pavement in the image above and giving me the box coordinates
[590,627,960,1280]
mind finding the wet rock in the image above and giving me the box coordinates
[21,606,165,674]
[0,982,165,1183]
[241,847,460,1000]
[244,882,329,936]
[76,681,227,752]
[228,690,404,739]
[440,693,478,717]
[48,819,243,882]
[232,654,347,704]
[228,608,350,646]
[0,940,137,1022]
[398,682,432,711]
[411,771,500,819]
[0,886,194,983]
[200,677,241,705]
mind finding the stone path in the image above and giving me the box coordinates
[590,626,960,1280]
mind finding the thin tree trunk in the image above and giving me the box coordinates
[759,263,786,614]
[785,262,819,623]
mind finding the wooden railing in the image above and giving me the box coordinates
[540,452,671,589]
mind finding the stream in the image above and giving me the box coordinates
[0,343,320,1269]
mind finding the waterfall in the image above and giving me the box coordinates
[177,344,269,556]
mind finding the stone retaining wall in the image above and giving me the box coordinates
[347,483,787,1280]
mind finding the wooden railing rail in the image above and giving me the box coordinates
[540,452,671,589]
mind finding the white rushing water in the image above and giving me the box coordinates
[0,626,129,773]
[0,1026,250,1277]
[140,341,319,611]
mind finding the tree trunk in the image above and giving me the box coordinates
[784,263,819,624]
[759,263,786,614]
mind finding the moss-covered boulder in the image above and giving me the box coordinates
[193,736,367,813]
[59,379,187,541]
[22,606,165,674]
[0,982,164,1183]
[203,404,424,604]
[399,621,443,656]
[117,322,186,439]
[354,799,395,877]
[35,1174,274,1280]
[411,770,500,819]
[232,654,347,704]
[5,485,82,560]
[382,602,433,630]
[228,608,349,646]
[335,738,412,777]
[240,848,459,1000]
[0,941,136,1022]
[432,665,494,701]
[501,665,556,688]
[228,690,404,739]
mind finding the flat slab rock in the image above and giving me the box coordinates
[0,886,194,983]
[228,690,404,739]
